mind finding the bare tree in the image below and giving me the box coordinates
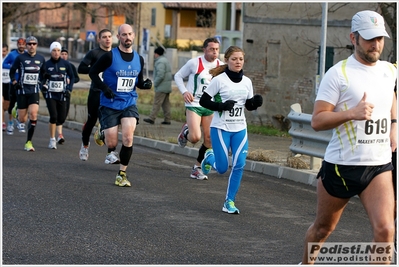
[2,3,67,41]
[3,2,139,44]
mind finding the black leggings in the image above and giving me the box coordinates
[8,85,16,114]
[82,90,101,146]
[45,98,66,125]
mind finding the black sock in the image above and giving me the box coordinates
[27,120,37,142]
[120,145,133,166]
[197,144,209,163]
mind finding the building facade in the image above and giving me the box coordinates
[242,2,394,128]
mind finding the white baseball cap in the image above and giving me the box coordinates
[351,10,390,40]
[50,41,62,52]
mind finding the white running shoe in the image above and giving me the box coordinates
[6,124,14,135]
[177,123,188,148]
[79,143,89,161]
[48,138,57,149]
[16,122,25,133]
[105,151,120,164]
[190,166,208,180]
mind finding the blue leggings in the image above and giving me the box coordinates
[210,127,248,202]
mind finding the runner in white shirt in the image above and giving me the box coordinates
[174,37,224,180]
[199,46,263,214]
[301,10,397,264]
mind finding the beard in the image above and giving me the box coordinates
[355,43,381,64]
[122,40,132,49]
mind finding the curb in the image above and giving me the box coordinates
[40,115,318,187]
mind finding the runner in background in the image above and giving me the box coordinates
[174,37,223,180]
[3,37,26,135]
[77,29,115,162]
[56,47,80,145]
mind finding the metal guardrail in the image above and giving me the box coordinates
[287,103,332,170]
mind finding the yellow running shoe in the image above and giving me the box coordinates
[12,104,17,119]
[24,141,35,152]
[115,171,131,187]
[94,124,104,146]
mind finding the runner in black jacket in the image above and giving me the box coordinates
[77,29,114,162]
[9,36,46,152]
[56,47,80,145]
[42,41,74,150]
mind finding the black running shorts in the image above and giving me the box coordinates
[17,92,40,109]
[318,160,393,198]
[3,83,10,101]
[99,104,139,130]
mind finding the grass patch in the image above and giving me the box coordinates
[247,124,289,137]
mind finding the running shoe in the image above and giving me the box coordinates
[2,122,6,131]
[6,124,14,135]
[115,171,131,187]
[177,123,188,147]
[105,151,120,164]
[24,141,35,152]
[48,138,57,149]
[94,124,104,146]
[222,199,240,214]
[12,104,17,119]
[57,134,65,145]
[79,143,89,161]
[201,148,214,175]
[190,166,208,180]
[16,121,25,133]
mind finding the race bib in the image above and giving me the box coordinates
[23,73,39,85]
[356,116,390,146]
[195,85,207,99]
[116,77,136,92]
[224,106,245,124]
[2,69,10,83]
[48,80,64,92]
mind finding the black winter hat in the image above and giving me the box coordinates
[154,47,164,55]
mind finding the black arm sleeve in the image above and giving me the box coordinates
[72,65,80,84]
[88,52,113,91]
[199,92,221,112]
[77,50,93,74]
[135,55,146,88]
[66,62,75,92]
[9,56,20,82]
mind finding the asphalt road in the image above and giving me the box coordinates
[2,122,375,265]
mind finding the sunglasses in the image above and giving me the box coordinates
[27,43,37,46]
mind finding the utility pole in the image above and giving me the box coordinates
[319,3,328,81]
[315,2,328,98]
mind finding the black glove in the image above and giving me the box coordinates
[253,94,263,108]
[141,78,152,89]
[218,100,237,112]
[13,83,22,90]
[41,84,48,93]
[64,90,71,98]
[102,86,114,99]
